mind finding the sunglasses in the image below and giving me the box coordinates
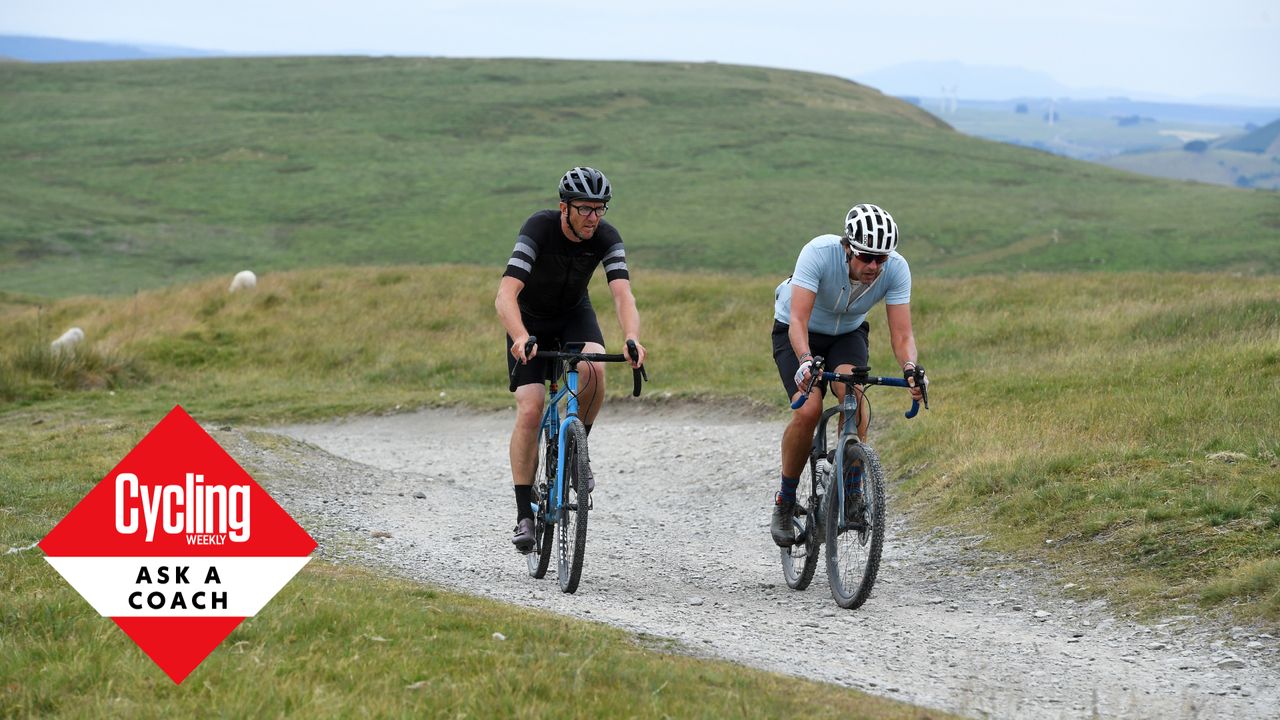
[852,251,890,265]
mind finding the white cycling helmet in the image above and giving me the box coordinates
[843,204,898,254]
[559,166,612,202]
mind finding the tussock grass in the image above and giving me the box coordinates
[888,272,1279,622]
[3,266,1277,624]
[0,343,147,402]
[1,265,1277,715]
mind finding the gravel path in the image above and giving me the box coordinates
[216,405,1279,719]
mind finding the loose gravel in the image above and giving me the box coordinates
[213,404,1279,720]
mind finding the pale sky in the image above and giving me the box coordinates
[3,0,1278,104]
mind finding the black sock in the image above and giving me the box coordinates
[584,423,592,436]
[514,485,533,521]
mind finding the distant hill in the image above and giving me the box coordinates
[1,56,1278,298]
[858,61,1078,101]
[938,97,1280,128]
[1220,119,1280,154]
[859,60,1280,107]
[0,34,222,62]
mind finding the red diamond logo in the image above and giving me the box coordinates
[40,405,316,684]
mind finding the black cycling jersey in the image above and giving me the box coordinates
[503,210,629,319]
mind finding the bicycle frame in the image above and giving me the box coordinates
[535,363,585,526]
[793,368,917,536]
[815,371,913,530]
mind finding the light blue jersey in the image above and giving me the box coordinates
[773,234,911,335]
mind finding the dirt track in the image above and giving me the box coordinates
[218,405,1279,719]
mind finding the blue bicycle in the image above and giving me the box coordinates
[519,337,646,593]
[782,358,927,609]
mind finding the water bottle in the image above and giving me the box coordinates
[814,457,831,534]
[815,457,832,487]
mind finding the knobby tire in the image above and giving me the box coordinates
[781,455,822,590]
[825,438,885,609]
[557,420,590,593]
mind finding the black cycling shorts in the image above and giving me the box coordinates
[772,319,869,399]
[506,301,606,391]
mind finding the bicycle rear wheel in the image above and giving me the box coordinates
[825,438,885,609]
[557,420,590,593]
[528,429,556,578]
[780,455,822,590]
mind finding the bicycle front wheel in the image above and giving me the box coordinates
[557,420,590,593]
[825,438,885,609]
[780,455,822,591]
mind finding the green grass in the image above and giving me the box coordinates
[0,355,954,720]
[3,266,1277,625]
[3,556,947,719]
[2,57,1279,299]
[4,54,1279,712]
[1100,148,1280,190]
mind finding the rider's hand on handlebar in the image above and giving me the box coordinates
[624,338,647,369]
[512,335,537,364]
[903,363,928,402]
[794,356,815,389]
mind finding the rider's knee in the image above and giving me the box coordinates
[790,400,821,429]
[513,391,544,428]
[582,362,607,389]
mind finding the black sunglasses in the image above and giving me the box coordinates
[853,251,890,265]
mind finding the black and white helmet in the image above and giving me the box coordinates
[843,204,899,254]
[559,166,612,202]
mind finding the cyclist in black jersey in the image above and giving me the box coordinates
[496,167,647,552]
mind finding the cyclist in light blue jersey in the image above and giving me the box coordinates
[769,204,928,547]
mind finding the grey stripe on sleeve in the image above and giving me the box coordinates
[514,239,538,261]
[507,258,533,273]
[603,259,628,273]
[603,247,626,261]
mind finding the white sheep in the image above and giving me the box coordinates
[229,270,257,292]
[50,327,85,354]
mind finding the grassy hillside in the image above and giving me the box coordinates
[2,57,1279,298]
[3,266,1277,624]
[1221,119,1280,154]
[1101,148,1280,191]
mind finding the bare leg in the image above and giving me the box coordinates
[781,389,822,478]
[509,384,545,487]
[578,341,607,426]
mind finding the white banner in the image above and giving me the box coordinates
[45,556,311,617]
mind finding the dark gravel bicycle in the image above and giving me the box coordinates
[518,337,646,593]
[781,357,927,609]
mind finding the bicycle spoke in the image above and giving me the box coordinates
[781,452,823,590]
[826,439,885,609]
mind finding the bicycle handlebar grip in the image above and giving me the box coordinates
[523,336,538,359]
[905,399,920,419]
[789,355,825,410]
[625,339,645,397]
